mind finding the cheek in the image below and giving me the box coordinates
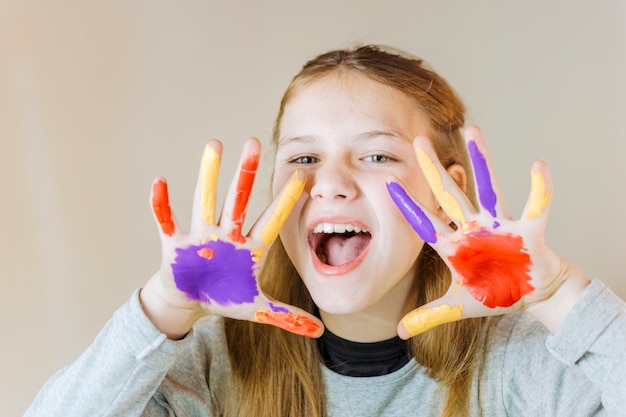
[277,195,307,248]
[272,165,299,198]
[397,173,438,212]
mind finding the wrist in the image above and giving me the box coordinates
[526,260,590,333]
[140,273,204,340]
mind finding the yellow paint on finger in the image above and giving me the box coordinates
[526,170,552,220]
[400,303,464,337]
[260,171,305,246]
[200,145,220,225]
[416,147,467,228]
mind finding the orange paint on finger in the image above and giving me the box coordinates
[255,310,322,338]
[152,180,175,236]
[228,154,259,243]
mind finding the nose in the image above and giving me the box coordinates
[309,161,358,201]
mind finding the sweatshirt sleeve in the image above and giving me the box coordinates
[23,289,196,417]
[546,279,626,415]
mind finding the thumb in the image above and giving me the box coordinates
[252,297,325,338]
[397,298,464,339]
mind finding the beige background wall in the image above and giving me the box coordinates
[1,1,624,415]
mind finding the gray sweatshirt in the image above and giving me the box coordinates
[24,280,626,416]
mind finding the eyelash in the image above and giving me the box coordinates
[289,155,319,164]
[288,154,395,164]
[363,154,392,163]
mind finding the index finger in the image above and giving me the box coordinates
[250,169,306,246]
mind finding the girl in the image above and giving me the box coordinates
[25,45,625,417]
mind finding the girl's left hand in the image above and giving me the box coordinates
[387,126,589,339]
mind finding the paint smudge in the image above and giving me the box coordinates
[255,309,322,338]
[416,147,467,228]
[172,240,259,305]
[197,247,215,260]
[152,179,175,236]
[448,232,533,308]
[251,247,264,263]
[386,181,437,243]
[468,140,497,217]
[228,154,260,243]
[269,302,289,313]
[400,303,464,337]
[260,171,305,246]
[526,170,552,220]
[200,144,220,225]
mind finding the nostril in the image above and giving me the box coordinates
[310,182,355,200]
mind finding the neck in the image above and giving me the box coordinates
[319,273,416,342]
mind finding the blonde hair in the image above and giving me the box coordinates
[224,45,486,417]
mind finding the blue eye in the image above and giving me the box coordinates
[290,155,319,164]
[363,154,390,163]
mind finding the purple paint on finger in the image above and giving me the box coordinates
[386,181,438,243]
[171,240,259,306]
[269,302,289,313]
[468,140,497,218]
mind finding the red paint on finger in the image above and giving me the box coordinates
[228,154,259,243]
[255,310,322,338]
[448,232,533,308]
[152,180,175,236]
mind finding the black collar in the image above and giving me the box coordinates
[317,328,412,377]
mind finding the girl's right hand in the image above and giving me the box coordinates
[140,137,324,339]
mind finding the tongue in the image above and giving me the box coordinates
[323,234,369,266]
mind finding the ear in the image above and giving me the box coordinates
[446,163,467,193]
[434,163,467,224]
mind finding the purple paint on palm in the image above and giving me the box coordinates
[468,140,497,218]
[386,181,438,243]
[171,240,259,305]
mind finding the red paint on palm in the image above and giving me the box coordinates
[228,154,259,243]
[448,232,534,308]
[152,180,175,236]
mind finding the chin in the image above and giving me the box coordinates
[303,276,377,315]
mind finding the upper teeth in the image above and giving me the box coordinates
[313,223,367,234]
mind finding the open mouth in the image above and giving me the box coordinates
[309,222,372,266]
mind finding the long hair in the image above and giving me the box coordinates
[225,45,486,417]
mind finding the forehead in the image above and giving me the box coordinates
[278,73,430,144]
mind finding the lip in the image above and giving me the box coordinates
[307,216,372,276]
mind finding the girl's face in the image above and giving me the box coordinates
[273,73,441,331]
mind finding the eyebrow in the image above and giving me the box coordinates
[278,130,411,147]
[358,130,410,143]
[277,135,317,146]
